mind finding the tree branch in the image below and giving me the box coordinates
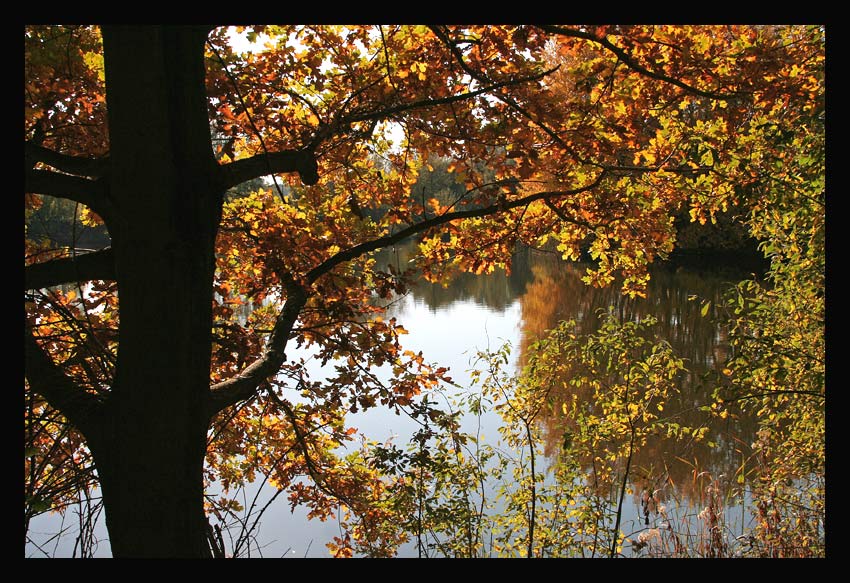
[306,59,557,159]
[25,325,103,436]
[718,389,824,404]
[216,41,554,194]
[535,25,739,101]
[218,148,319,189]
[208,175,606,413]
[25,168,112,222]
[428,25,586,162]
[544,199,594,230]
[208,278,309,414]
[341,67,557,127]
[25,248,116,291]
[26,141,109,177]
[272,388,356,509]
[432,26,721,177]
[306,172,608,285]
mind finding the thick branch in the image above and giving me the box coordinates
[535,25,739,101]
[208,39,317,190]
[26,168,112,222]
[25,248,115,291]
[218,148,319,189]
[208,280,308,414]
[25,326,103,435]
[26,141,109,177]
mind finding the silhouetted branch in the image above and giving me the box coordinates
[25,248,115,291]
[26,141,109,177]
[218,149,319,189]
[208,173,607,411]
[208,278,308,414]
[26,169,112,222]
[25,327,103,435]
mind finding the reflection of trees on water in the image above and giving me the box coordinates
[410,268,522,314]
[514,248,761,373]
[376,243,533,314]
[376,243,762,508]
[513,248,762,507]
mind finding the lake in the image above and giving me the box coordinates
[25,245,766,558]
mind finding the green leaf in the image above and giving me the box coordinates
[700,301,711,317]
[26,495,52,514]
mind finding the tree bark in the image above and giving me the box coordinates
[86,25,220,558]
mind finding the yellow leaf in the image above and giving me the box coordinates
[83,51,105,82]
[614,101,626,117]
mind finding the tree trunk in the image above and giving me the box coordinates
[87,25,221,558]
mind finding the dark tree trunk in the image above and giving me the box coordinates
[86,25,221,558]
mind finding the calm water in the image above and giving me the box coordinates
[25,247,765,558]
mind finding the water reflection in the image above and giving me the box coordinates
[378,243,529,314]
[28,245,768,557]
[512,249,761,501]
[379,244,763,531]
